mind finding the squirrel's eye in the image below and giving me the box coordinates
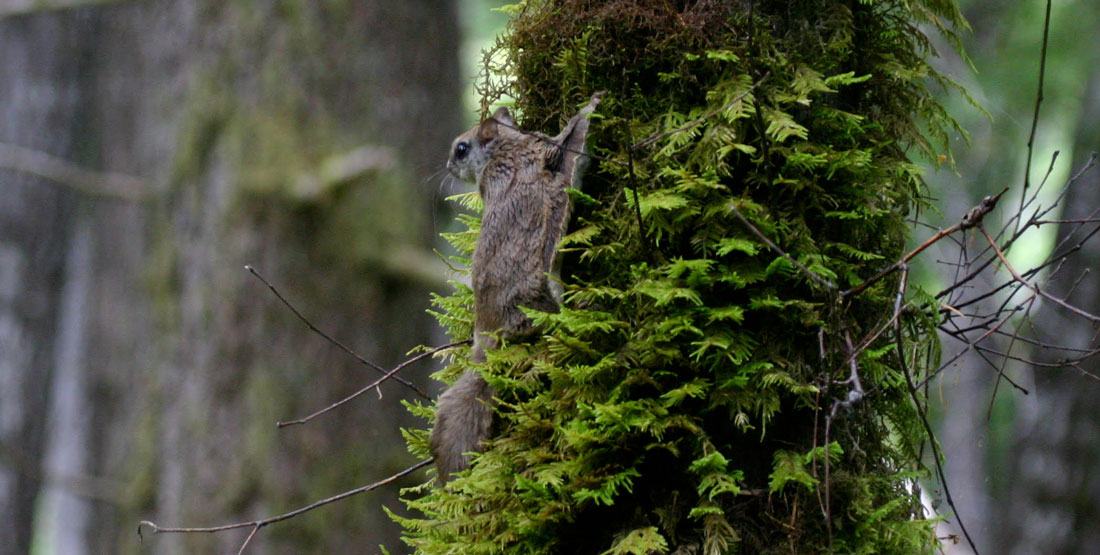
[454,142,469,160]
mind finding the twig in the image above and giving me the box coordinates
[929,208,1100,390]
[984,295,1034,421]
[969,346,1030,394]
[728,202,837,290]
[917,305,1017,391]
[846,299,911,370]
[1018,0,1052,203]
[844,189,1006,299]
[138,459,432,553]
[1035,218,1100,225]
[978,226,1100,323]
[939,315,1003,335]
[978,326,1097,355]
[970,344,1100,381]
[895,311,979,554]
[630,72,770,150]
[1008,149,1059,244]
[838,329,865,409]
[237,526,260,555]
[244,265,430,399]
[822,320,877,551]
[943,154,1098,309]
[277,340,469,427]
[937,320,1031,395]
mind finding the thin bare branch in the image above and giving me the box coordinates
[237,526,260,555]
[985,295,1035,420]
[845,190,1006,299]
[978,226,1100,323]
[933,153,1100,304]
[277,340,469,428]
[895,311,980,554]
[969,347,1030,395]
[972,345,1100,381]
[1003,150,1059,245]
[953,155,1096,315]
[939,315,1004,336]
[1035,218,1100,225]
[138,459,432,552]
[980,327,1097,355]
[1018,0,1053,200]
[918,307,1019,391]
[728,202,837,290]
[244,265,430,399]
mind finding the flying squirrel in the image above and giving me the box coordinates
[430,92,604,482]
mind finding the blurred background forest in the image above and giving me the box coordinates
[0,0,1096,553]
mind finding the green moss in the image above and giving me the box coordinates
[401,1,965,552]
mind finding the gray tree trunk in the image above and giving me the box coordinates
[998,63,1100,555]
[0,11,85,554]
[0,1,461,552]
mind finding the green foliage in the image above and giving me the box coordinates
[605,526,669,554]
[400,0,963,552]
[769,443,842,494]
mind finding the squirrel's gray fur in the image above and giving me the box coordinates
[430,92,603,482]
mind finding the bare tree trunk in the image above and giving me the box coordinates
[0,0,461,552]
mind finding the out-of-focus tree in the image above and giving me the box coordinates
[925,1,1100,552]
[0,1,461,553]
[0,14,83,553]
[1000,31,1100,555]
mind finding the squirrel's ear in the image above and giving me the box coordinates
[478,107,514,143]
[492,107,515,128]
[478,116,498,143]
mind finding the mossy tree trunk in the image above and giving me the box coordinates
[0,1,461,553]
[403,1,966,553]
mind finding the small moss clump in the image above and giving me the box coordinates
[398,1,966,553]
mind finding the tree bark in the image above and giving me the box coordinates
[999,62,1100,555]
[0,11,86,553]
[0,0,461,552]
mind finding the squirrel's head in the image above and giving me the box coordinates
[447,107,516,183]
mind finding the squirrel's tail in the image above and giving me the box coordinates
[430,371,494,482]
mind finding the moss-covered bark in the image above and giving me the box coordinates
[403,1,966,553]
